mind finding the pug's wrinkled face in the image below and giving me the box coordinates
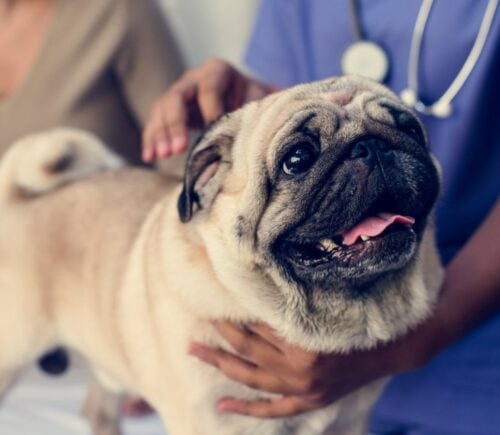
[262,96,438,288]
[179,76,441,350]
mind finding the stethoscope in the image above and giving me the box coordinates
[340,0,499,118]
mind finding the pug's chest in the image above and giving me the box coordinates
[149,278,377,435]
[151,286,348,434]
[159,326,333,435]
[177,371,343,435]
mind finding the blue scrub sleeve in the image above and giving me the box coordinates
[244,0,303,87]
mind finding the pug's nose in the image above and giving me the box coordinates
[350,138,393,168]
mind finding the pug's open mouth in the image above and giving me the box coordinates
[278,213,416,270]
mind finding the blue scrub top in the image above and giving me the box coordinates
[245,1,500,433]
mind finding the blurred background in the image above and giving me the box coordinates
[160,0,258,69]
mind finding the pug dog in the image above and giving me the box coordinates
[0,76,442,435]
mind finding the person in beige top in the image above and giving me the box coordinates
[0,0,184,165]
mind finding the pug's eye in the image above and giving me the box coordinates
[282,143,318,175]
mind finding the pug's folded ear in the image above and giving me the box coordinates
[178,113,241,222]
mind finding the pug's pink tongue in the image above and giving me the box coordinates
[341,213,415,246]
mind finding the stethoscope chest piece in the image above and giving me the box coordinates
[341,41,389,83]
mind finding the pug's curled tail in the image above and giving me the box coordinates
[0,128,124,201]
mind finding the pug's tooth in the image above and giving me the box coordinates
[360,235,370,242]
[315,242,327,252]
[319,238,339,251]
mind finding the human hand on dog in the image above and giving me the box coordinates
[188,202,500,418]
[142,58,273,162]
[188,320,440,417]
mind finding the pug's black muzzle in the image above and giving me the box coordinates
[274,136,440,287]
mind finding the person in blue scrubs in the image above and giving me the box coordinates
[143,1,500,433]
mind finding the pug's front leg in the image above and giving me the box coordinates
[82,380,123,435]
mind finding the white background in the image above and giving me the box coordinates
[159,0,259,69]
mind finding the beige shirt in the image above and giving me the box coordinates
[0,0,183,164]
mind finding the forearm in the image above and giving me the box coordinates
[434,200,500,344]
[411,199,500,364]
